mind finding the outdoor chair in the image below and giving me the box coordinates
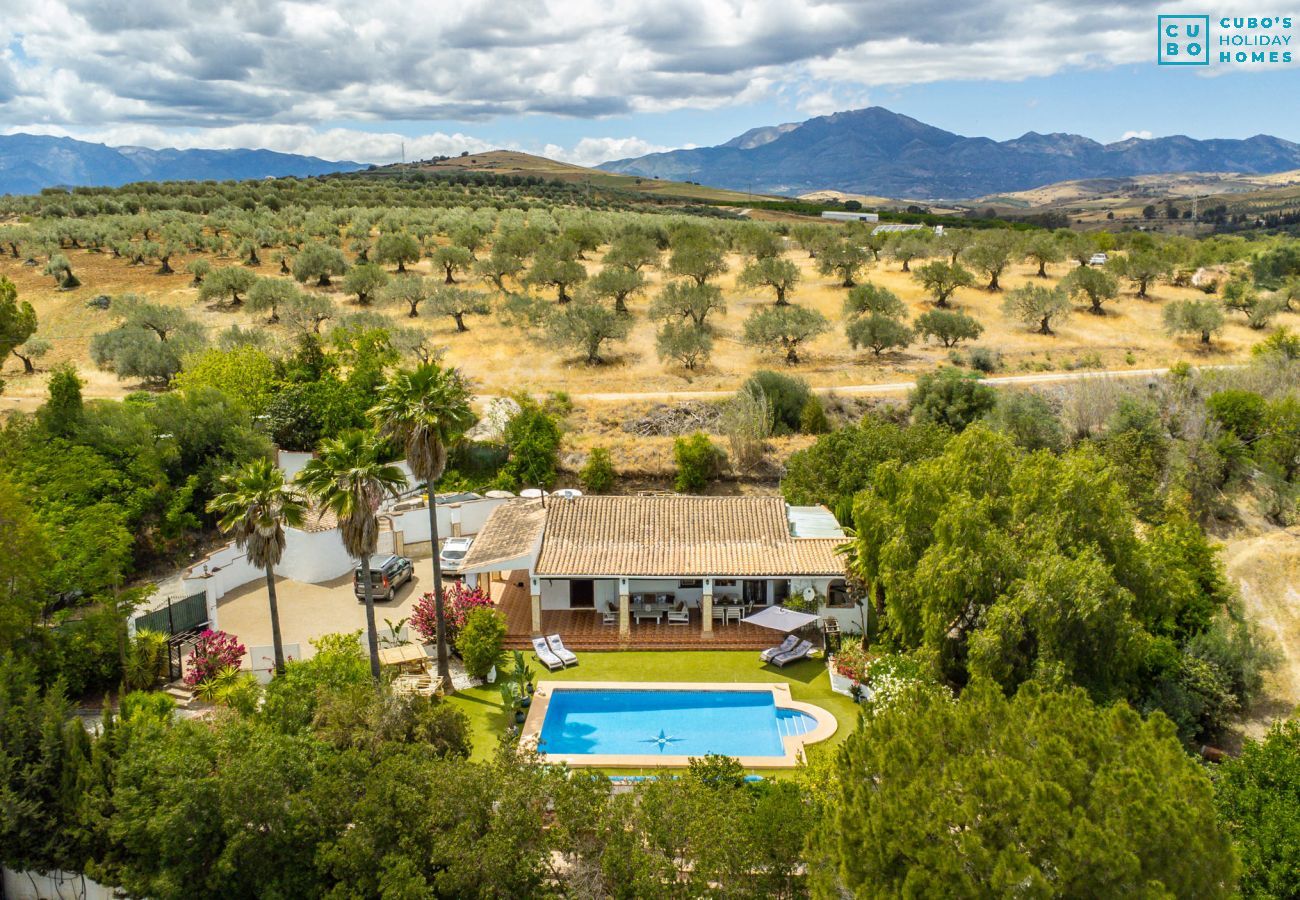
[546,634,579,667]
[771,640,814,668]
[532,636,565,671]
[725,606,743,625]
[666,602,690,625]
[759,634,799,663]
[601,601,618,626]
[711,604,727,625]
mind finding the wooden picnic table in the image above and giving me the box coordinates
[379,643,428,671]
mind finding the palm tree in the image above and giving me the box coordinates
[296,430,406,680]
[370,362,475,693]
[207,458,306,676]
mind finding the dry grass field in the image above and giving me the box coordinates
[0,235,1278,477]
[0,239,1272,410]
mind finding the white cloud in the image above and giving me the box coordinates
[546,137,679,167]
[1121,129,1153,140]
[0,0,1200,137]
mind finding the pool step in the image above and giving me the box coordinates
[776,711,813,738]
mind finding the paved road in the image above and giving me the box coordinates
[562,365,1224,404]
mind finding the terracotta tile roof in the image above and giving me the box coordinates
[534,495,846,577]
[300,502,339,534]
[459,499,546,572]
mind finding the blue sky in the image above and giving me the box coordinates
[1,0,1297,165]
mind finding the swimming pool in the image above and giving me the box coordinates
[522,682,837,767]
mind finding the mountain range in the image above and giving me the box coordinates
[0,133,365,195]
[598,107,1300,200]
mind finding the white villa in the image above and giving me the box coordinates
[460,495,860,648]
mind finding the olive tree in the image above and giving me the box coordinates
[430,245,474,284]
[912,260,975,308]
[843,283,912,356]
[737,256,800,305]
[963,231,1021,291]
[656,321,714,370]
[650,281,727,329]
[1002,283,1072,335]
[915,308,984,347]
[742,304,830,364]
[1061,265,1119,315]
[246,277,303,324]
[586,267,645,313]
[546,297,631,364]
[428,286,492,332]
[1164,299,1226,346]
[292,243,348,287]
[381,274,436,318]
[374,232,421,273]
[817,239,871,288]
[343,262,390,306]
[199,266,258,307]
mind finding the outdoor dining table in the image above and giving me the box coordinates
[631,597,675,625]
[378,643,427,671]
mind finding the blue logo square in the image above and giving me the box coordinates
[1158,15,1210,65]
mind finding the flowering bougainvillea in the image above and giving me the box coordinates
[183,629,247,687]
[411,582,495,648]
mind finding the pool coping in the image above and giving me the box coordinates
[519,680,839,768]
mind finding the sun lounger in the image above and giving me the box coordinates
[532,636,565,671]
[759,634,799,663]
[545,634,578,667]
[771,640,814,668]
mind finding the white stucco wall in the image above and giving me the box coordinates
[4,869,121,900]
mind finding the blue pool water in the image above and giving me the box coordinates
[537,689,818,757]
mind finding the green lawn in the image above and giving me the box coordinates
[444,650,862,775]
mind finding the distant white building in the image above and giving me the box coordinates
[821,210,879,223]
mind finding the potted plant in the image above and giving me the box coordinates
[510,650,536,708]
[498,680,524,725]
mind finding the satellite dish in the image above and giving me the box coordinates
[803,586,817,603]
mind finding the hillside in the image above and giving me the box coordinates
[0,133,365,194]
[599,107,1300,200]
[390,150,764,203]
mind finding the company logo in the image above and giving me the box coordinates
[1158,15,1294,66]
[1159,15,1210,64]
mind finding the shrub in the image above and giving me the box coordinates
[183,629,247,687]
[457,607,507,679]
[673,432,726,492]
[799,396,830,434]
[124,628,168,691]
[965,346,1002,373]
[742,369,811,434]
[502,399,563,489]
[908,368,997,431]
[579,447,616,492]
[1214,720,1300,898]
[411,583,494,647]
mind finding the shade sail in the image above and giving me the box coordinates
[740,605,819,632]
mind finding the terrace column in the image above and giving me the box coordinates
[701,577,714,637]
[530,576,542,635]
[618,576,630,639]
